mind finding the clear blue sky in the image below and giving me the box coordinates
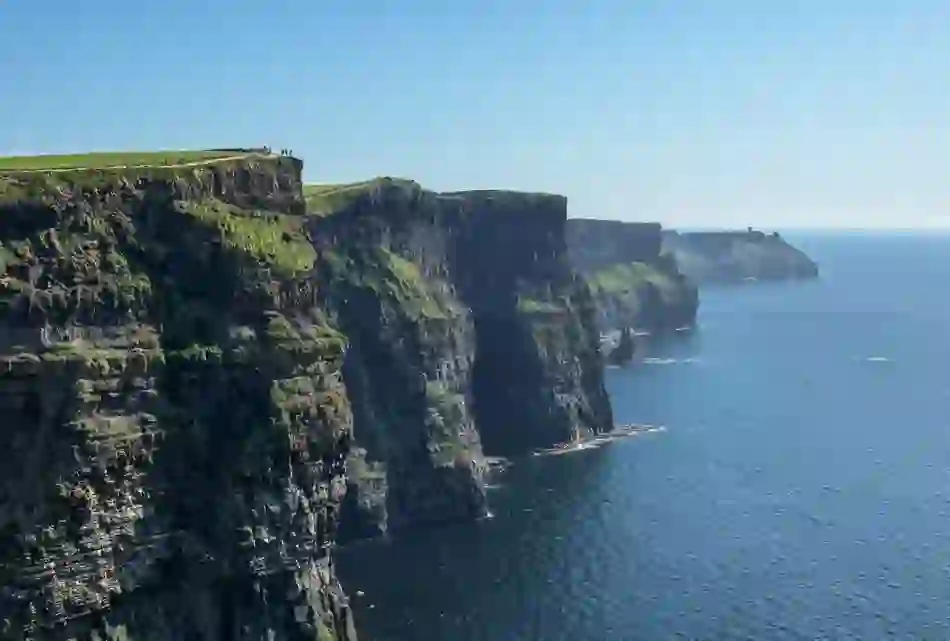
[2,1,948,229]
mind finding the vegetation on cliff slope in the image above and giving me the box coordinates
[582,256,698,334]
[179,199,316,275]
[319,246,458,320]
[303,177,418,217]
[586,260,680,298]
[424,381,477,466]
[516,296,567,315]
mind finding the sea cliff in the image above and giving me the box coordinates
[0,152,359,641]
[0,153,612,640]
[662,228,819,283]
[566,219,698,337]
[307,180,612,539]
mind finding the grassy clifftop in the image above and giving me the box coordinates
[0,149,302,212]
[303,178,566,220]
[0,149,253,172]
[303,178,416,217]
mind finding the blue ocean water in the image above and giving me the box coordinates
[337,232,950,641]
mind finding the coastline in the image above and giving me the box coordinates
[533,423,666,457]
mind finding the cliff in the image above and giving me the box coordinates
[307,180,612,539]
[0,153,354,641]
[566,219,698,335]
[0,155,613,640]
[661,228,819,283]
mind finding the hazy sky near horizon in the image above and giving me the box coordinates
[2,1,949,229]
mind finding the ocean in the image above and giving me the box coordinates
[337,232,950,641]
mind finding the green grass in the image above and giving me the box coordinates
[303,177,417,216]
[0,246,16,272]
[180,199,316,275]
[516,296,565,315]
[587,261,679,296]
[424,381,472,466]
[377,249,455,318]
[316,622,336,641]
[0,149,252,173]
[320,246,457,319]
[0,154,289,206]
[303,181,376,216]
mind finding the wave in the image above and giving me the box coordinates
[642,357,702,365]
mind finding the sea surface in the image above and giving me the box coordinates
[337,232,950,641]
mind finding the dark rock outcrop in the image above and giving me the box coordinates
[606,327,637,366]
[662,229,819,283]
[566,219,699,336]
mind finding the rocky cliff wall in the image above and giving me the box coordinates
[566,219,698,335]
[566,219,663,272]
[449,191,612,455]
[662,229,819,283]
[0,156,357,641]
[307,180,612,540]
[0,161,617,640]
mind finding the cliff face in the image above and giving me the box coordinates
[566,220,663,272]
[0,159,616,639]
[662,229,819,283]
[450,191,612,455]
[0,157,357,641]
[308,181,612,539]
[566,219,698,335]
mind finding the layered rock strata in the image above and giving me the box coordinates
[0,156,356,641]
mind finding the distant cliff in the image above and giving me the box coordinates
[0,156,613,640]
[566,219,698,336]
[662,229,819,283]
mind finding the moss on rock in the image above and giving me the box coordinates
[179,199,315,275]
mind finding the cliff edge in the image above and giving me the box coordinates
[566,219,698,337]
[662,228,819,283]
